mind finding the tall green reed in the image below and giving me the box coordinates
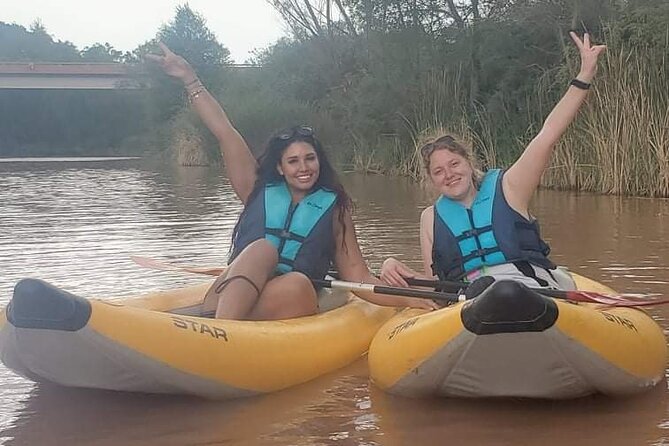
[544,29,668,197]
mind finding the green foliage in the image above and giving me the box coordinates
[0,21,153,157]
[217,69,316,151]
[539,3,669,196]
[0,21,80,61]
[0,89,148,157]
[608,1,669,54]
[137,4,233,125]
[0,5,234,160]
[2,0,668,198]
[80,43,124,62]
[158,4,231,68]
[255,0,668,198]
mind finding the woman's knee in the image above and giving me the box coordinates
[281,272,313,292]
[252,273,318,319]
[243,239,278,260]
[282,274,317,313]
[232,239,279,271]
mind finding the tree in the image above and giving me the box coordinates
[157,4,230,69]
[133,4,232,123]
[269,0,358,39]
[0,21,80,61]
[81,43,124,62]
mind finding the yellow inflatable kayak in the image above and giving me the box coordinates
[0,278,395,398]
[368,274,667,399]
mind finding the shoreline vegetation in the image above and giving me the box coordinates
[1,2,667,197]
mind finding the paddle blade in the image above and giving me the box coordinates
[561,290,669,307]
[130,256,225,276]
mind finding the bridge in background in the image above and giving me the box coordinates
[0,62,258,89]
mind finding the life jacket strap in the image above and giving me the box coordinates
[512,261,549,287]
[461,247,502,264]
[266,228,306,243]
[455,225,494,242]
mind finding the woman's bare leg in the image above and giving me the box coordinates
[202,239,278,320]
[248,272,318,320]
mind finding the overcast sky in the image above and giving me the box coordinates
[1,0,288,62]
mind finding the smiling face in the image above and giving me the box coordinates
[428,148,477,206]
[277,141,320,198]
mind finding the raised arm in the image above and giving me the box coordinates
[504,32,606,215]
[334,210,438,310]
[146,43,258,204]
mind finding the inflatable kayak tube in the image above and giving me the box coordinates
[368,274,667,399]
[0,278,395,399]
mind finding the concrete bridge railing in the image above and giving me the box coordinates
[0,62,258,90]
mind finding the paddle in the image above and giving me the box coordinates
[130,256,225,276]
[130,256,463,303]
[312,278,464,303]
[400,277,669,307]
[130,256,669,307]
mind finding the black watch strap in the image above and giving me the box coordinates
[570,78,591,90]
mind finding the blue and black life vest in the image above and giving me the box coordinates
[432,169,555,281]
[230,182,337,280]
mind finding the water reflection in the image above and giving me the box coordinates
[0,161,241,302]
[1,361,382,446]
[1,160,669,445]
[371,382,669,446]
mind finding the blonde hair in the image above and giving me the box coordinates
[418,133,484,189]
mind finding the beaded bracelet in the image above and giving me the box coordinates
[187,87,206,104]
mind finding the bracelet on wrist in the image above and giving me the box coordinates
[570,78,591,90]
[187,86,206,104]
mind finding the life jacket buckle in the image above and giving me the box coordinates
[474,248,488,257]
[463,228,480,238]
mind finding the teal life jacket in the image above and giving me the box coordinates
[230,182,337,280]
[432,169,554,281]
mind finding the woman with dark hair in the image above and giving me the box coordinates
[148,43,437,320]
[380,32,605,291]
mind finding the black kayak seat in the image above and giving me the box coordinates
[461,279,559,335]
[7,278,92,331]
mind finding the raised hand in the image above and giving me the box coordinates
[569,32,606,83]
[145,42,198,84]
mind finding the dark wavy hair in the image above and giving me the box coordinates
[233,126,353,251]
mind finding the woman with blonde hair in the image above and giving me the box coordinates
[381,32,605,291]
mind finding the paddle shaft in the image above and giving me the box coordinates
[404,276,574,297]
[401,276,669,307]
[131,256,669,307]
[402,277,463,293]
[313,279,464,303]
[131,256,462,303]
[403,276,610,299]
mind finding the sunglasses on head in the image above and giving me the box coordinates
[420,135,456,156]
[276,126,314,141]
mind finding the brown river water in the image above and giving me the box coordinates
[1,158,668,445]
